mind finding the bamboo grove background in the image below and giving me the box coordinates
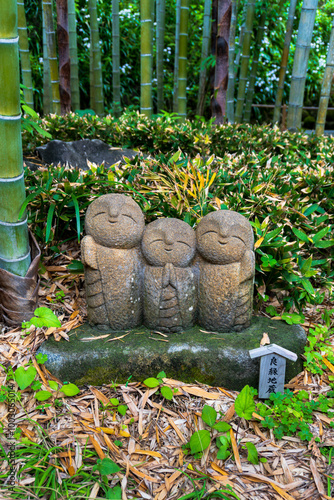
[19,0,334,128]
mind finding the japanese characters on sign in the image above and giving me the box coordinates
[258,353,285,399]
[249,343,298,400]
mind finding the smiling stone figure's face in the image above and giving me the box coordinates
[142,218,196,267]
[196,210,254,265]
[85,194,145,248]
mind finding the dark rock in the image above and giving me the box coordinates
[37,316,307,391]
[35,139,142,170]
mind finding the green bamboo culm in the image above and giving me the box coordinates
[197,0,211,116]
[234,0,246,72]
[0,0,30,276]
[68,0,80,111]
[42,0,52,115]
[315,15,334,136]
[17,0,34,110]
[156,0,166,112]
[287,0,318,131]
[273,0,298,125]
[140,0,153,117]
[42,0,60,114]
[243,5,267,123]
[89,0,104,115]
[90,29,95,111]
[151,0,155,65]
[177,0,190,121]
[226,0,237,123]
[234,0,256,123]
[173,0,181,113]
[112,0,121,116]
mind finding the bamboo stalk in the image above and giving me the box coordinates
[42,0,61,114]
[177,0,190,121]
[213,0,232,124]
[89,0,104,115]
[173,0,181,113]
[315,15,334,136]
[112,0,121,116]
[17,0,34,109]
[243,5,267,122]
[156,0,166,112]
[234,0,246,72]
[56,0,71,115]
[42,0,52,115]
[210,0,218,116]
[68,0,80,111]
[287,0,319,131]
[151,0,155,67]
[196,0,211,116]
[90,29,95,112]
[0,0,30,276]
[141,0,153,117]
[234,0,256,123]
[273,0,298,124]
[226,0,237,123]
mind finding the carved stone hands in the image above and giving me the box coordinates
[162,262,177,287]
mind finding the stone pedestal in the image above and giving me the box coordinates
[37,316,307,391]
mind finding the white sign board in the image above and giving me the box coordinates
[249,343,297,400]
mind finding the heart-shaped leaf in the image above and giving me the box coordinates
[30,307,61,328]
[96,458,121,475]
[106,485,122,499]
[14,365,37,390]
[217,446,230,460]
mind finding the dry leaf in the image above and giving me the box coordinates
[260,333,270,346]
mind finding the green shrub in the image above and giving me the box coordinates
[23,115,334,312]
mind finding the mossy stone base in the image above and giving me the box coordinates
[38,316,307,390]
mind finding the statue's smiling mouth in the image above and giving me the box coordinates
[165,248,173,252]
[218,240,228,245]
[109,220,118,225]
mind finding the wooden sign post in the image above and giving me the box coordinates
[249,344,297,399]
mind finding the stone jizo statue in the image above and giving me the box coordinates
[141,218,197,333]
[82,195,255,333]
[196,210,255,332]
[81,194,144,330]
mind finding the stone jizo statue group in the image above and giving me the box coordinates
[82,194,255,333]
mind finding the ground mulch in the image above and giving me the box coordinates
[0,243,333,499]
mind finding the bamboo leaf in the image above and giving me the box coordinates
[45,203,56,242]
[71,193,81,242]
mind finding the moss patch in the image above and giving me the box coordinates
[38,316,307,390]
